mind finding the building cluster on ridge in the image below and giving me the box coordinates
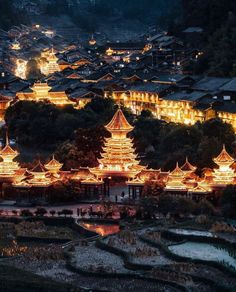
[0,24,236,130]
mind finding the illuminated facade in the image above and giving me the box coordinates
[181,157,197,175]
[2,141,236,199]
[106,48,114,56]
[0,135,22,182]
[89,108,145,179]
[109,90,236,130]
[42,29,55,38]
[165,162,187,191]
[45,155,63,178]
[0,95,11,121]
[17,82,74,106]
[109,90,208,125]
[15,59,27,79]
[212,145,235,186]
[27,161,52,187]
[40,48,60,76]
[163,145,236,194]
[89,34,96,46]
[217,111,236,131]
[11,41,21,50]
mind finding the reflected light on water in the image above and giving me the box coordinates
[80,223,120,236]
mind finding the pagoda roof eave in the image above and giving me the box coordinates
[44,158,63,169]
[105,109,133,132]
[213,146,235,164]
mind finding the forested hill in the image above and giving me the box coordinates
[180,0,236,77]
[44,0,181,32]
[182,0,236,34]
[0,0,28,30]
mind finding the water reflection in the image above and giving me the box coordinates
[169,241,236,269]
[80,223,120,236]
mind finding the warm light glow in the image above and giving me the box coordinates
[111,90,218,129]
[89,108,145,179]
[40,48,60,75]
[0,135,21,180]
[212,145,235,186]
[17,82,74,106]
[15,59,27,79]
[143,43,152,53]
[106,47,114,56]
[43,30,54,38]
[165,162,187,191]
[44,155,62,178]
[11,41,21,50]
[89,35,96,45]
[27,161,52,187]
[80,223,120,236]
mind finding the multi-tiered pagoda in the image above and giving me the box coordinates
[212,145,235,186]
[0,135,21,180]
[17,81,74,106]
[45,155,63,178]
[41,48,60,75]
[27,161,52,187]
[181,157,196,175]
[47,48,60,75]
[89,108,145,179]
[165,162,187,192]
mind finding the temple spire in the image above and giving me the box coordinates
[5,131,9,146]
[212,145,235,186]
[213,145,234,164]
[181,157,196,173]
[89,108,145,179]
[44,155,63,177]
[165,162,187,191]
[105,108,133,133]
[0,131,20,178]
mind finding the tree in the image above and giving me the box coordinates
[49,210,56,217]
[158,195,177,216]
[12,210,18,216]
[20,209,33,217]
[5,101,79,149]
[221,185,236,218]
[175,197,197,215]
[0,0,28,30]
[5,98,119,150]
[139,196,159,219]
[195,199,216,216]
[158,195,196,216]
[35,208,47,217]
[201,118,235,146]
[181,0,236,76]
[55,125,109,170]
[142,180,164,197]
[26,59,43,80]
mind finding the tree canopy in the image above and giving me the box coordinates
[0,0,28,30]
[132,112,235,171]
[221,185,236,218]
[180,0,236,77]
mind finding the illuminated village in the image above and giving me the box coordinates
[0,1,236,292]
